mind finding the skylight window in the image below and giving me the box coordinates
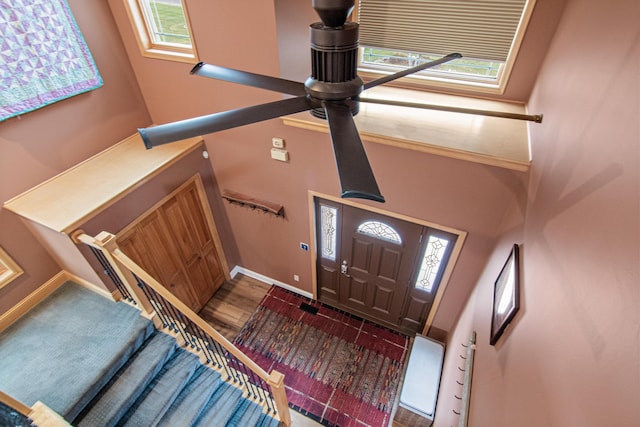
[356,0,536,93]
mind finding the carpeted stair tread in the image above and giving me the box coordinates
[0,282,154,420]
[76,332,177,427]
[256,412,282,427]
[193,382,244,426]
[225,398,264,427]
[118,347,201,427]
[156,365,222,427]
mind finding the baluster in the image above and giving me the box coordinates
[75,230,290,426]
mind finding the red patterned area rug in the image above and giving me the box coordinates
[233,286,410,427]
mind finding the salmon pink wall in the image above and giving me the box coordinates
[106,0,548,336]
[0,0,151,314]
[436,1,639,425]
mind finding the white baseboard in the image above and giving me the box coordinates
[230,266,313,299]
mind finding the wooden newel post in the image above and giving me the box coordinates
[94,232,158,319]
[75,231,157,323]
[267,370,291,427]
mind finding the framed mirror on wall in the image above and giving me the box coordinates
[0,247,23,289]
[490,244,520,345]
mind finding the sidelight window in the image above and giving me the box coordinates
[320,204,338,261]
[414,233,452,292]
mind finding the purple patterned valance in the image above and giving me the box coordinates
[0,0,103,121]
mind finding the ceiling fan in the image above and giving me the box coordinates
[139,0,542,203]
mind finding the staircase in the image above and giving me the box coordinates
[0,281,280,427]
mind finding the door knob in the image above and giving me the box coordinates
[341,260,350,277]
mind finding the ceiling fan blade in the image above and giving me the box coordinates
[323,101,385,203]
[363,53,462,90]
[191,62,307,97]
[140,96,313,148]
[359,97,544,123]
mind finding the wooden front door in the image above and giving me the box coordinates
[338,205,423,327]
[316,198,458,335]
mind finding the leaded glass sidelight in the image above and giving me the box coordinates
[320,205,338,261]
[357,221,402,244]
[414,235,450,292]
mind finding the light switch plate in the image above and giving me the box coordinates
[272,137,285,148]
[271,147,288,161]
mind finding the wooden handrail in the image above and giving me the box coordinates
[0,392,72,427]
[0,391,31,417]
[113,248,272,382]
[73,231,157,318]
[75,231,291,426]
[29,402,73,427]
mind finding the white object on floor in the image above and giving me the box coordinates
[398,334,445,424]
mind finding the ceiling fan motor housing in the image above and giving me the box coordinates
[306,0,362,118]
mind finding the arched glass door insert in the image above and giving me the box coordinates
[356,221,402,244]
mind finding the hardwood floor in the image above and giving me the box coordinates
[198,274,270,341]
[198,274,322,426]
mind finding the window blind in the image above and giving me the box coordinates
[357,0,528,62]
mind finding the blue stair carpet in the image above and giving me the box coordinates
[76,332,177,427]
[0,281,154,420]
[119,348,201,426]
[156,365,222,426]
[0,281,280,426]
[193,382,244,426]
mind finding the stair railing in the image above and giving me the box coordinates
[0,391,72,427]
[73,231,291,427]
[0,390,31,419]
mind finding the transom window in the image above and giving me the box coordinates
[355,0,535,93]
[357,221,402,244]
[123,0,198,63]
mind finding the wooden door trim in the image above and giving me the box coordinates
[307,190,467,335]
[191,174,231,281]
[117,173,230,281]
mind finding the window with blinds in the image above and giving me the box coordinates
[356,0,535,92]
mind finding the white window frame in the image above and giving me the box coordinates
[123,0,198,64]
[354,0,536,95]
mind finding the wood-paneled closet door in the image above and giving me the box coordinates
[117,175,226,312]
